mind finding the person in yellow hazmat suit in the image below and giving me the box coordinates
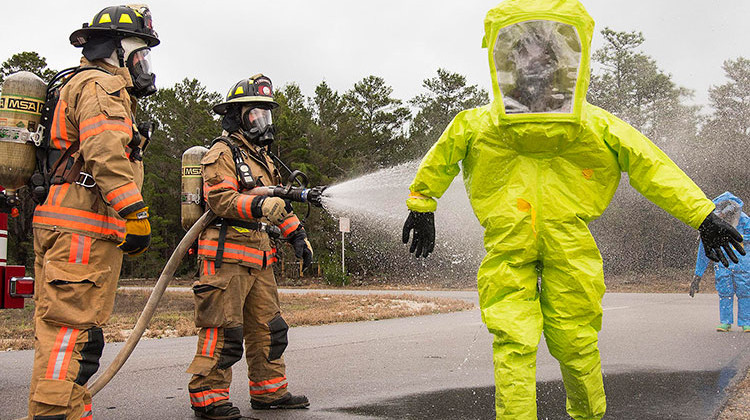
[402,1,745,419]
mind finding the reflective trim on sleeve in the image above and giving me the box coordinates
[236,194,255,219]
[104,182,144,214]
[79,114,132,142]
[279,215,300,238]
[204,176,239,194]
[34,204,126,240]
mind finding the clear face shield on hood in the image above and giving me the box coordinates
[716,200,742,228]
[493,20,582,114]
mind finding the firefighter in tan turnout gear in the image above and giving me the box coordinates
[187,75,312,419]
[28,5,158,420]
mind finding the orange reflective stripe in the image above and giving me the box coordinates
[105,182,143,213]
[69,233,92,264]
[49,184,71,206]
[34,204,126,239]
[198,240,265,265]
[204,177,239,198]
[69,233,79,263]
[248,376,288,395]
[202,260,215,276]
[51,100,71,150]
[189,388,230,407]
[279,215,300,237]
[236,194,255,219]
[79,114,132,142]
[46,327,80,380]
[201,328,217,357]
[80,403,93,420]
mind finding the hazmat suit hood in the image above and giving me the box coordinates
[483,0,594,126]
[713,191,746,228]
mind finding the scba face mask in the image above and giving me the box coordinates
[242,106,275,146]
[121,37,156,98]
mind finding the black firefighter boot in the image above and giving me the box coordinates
[251,393,310,410]
[192,402,242,420]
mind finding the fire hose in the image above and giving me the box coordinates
[88,184,325,396]
[88,209,217,395]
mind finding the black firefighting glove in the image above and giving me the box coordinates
[402,211,435,258]
[0,193,14,214]
[289,228,313,271]
[698,212,745,267]
[118,207,151,256]
[689,275,701,298]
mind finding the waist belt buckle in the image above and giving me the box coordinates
[76,172,96,188]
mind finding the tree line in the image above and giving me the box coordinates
[1,28,748,283]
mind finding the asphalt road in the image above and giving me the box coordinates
[1,291,748,419]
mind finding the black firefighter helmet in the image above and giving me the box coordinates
[215,75,279,146]
[69,5,160,47]
[213,74,279,115]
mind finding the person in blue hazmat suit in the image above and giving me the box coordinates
[691,192,750,332]
[401,0,746,418]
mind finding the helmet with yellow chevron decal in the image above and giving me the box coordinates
[69,4,160,47]
[213,74,279,115]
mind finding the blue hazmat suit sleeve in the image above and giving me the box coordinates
[695,240,710,277]
[592,105,715,229]
[408,111,473,208]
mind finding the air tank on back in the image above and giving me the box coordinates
[0,71,46,196]
[181,145,208,230]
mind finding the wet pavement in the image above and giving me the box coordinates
[336,369,736,419]
[1,292,748,419]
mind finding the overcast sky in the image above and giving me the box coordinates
[2,1,749,109]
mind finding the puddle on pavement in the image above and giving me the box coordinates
[335,369,735,419]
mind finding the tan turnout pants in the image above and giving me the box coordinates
[187,261,289,409]
[28,229,122,420]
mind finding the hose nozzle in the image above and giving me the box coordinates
[307,185,327,207]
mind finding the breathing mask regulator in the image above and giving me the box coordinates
[118,37,156,98]
[241,105,275,146]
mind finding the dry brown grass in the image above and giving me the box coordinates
[0,289,473,351]
[718,367,750,420]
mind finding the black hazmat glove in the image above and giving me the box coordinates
[289,228,313,272]
[698,212,745,267]
[689,275,701,298]
[402,211,435,258]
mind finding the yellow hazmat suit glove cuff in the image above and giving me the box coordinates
[406,191,437,213]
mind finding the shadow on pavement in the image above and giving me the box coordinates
[334,369,736,419]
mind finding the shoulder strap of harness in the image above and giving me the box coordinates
[211,136,256,190]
